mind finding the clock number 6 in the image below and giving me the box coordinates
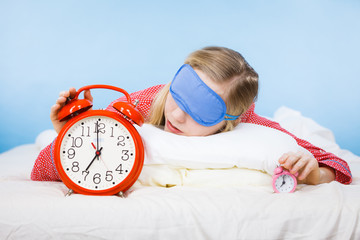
[93,173,101,184]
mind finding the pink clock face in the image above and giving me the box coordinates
[273,173,297,193]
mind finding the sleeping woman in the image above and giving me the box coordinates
[31,46,352,185]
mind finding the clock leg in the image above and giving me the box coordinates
[65,189,74,197]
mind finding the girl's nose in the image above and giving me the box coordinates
[172,106,187,123]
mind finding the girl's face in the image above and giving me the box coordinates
[164,69,228,136]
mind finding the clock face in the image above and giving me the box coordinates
[274,174,296,193]
[59,114,138,192]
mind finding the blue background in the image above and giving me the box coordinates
[0,0,359,155]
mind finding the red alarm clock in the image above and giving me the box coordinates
[54,85,144,196]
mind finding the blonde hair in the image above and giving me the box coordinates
[148,46,259,132]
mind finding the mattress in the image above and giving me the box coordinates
[1,107,359,239]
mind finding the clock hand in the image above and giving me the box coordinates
[91,142,96,150]
[96,121,100,160]
[91,142,109,170]
[280,175,286,187]
[85,147,103,171]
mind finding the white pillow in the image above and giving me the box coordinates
[35,129,57,150]
[136,123,311,175]
[135,165,273,188]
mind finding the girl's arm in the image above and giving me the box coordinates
[31,140,61,181]
[278,151,336,185]
[31,85,164,181]
[241,104,352,184]
[31,87,92,181]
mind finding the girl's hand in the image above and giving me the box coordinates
[50,87,93,134]
[278,151,334,185]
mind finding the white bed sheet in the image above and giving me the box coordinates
[1,107,360,240]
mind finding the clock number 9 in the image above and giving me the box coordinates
[68,148,76,159]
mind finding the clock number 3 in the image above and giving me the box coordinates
[121,150,130,161]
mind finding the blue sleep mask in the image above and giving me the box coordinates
[170,64,240,126]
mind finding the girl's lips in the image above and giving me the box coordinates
[166,120,183,134]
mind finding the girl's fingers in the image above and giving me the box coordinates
[59,87,76,99]
[69,87,77,98]
[50,103,61,120]
[290,155,310,175]
[52,87,77,134]
[56,88,77,107]
[279,152,320,184]
[56,96,67,105]
[278,152,296,164]
[280,152,301,171]
[50,103,60,113]
[84,89,93,102]
[298,160,317,180]
[278,153,288,164]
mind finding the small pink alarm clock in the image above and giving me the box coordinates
[272,166,298,193]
